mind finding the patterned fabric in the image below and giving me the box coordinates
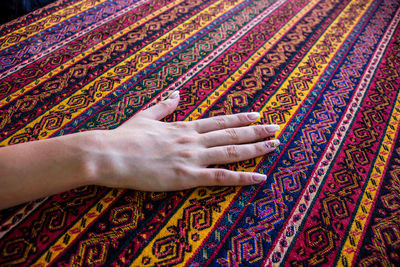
[0,0,399,265]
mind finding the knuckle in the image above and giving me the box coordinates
[172,164,190,178]
[176,135,198,144]
[177,150,195,159]
[238,113,250,123]
[225,128,239,142]
[226,145,240,159]
[254,126,267,137]
[172,121,189,129]
[238,172,249,185]
[255,143,266,154]
[214,116,227,128]
[213,170,227,185]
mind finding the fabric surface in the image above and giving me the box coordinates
[0,0,59,24]
[0,0,400,266]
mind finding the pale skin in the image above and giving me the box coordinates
[0,91,280,210]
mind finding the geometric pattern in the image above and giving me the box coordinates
[1,0,400,265]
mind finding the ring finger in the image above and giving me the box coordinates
[200,124,279,147]
[199,139,280,165]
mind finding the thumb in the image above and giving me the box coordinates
[134,91,180,120]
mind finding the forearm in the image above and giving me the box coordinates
[0,133,95,209]
[0,94,280,209]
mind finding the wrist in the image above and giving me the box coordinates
[73,130,113,187]
[67,131,103,186]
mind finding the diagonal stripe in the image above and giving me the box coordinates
[10,1,246,263]
[0,0,82,34]
[0,0,109,50]
[55,0,284,136]
[338,89,400,267]
[1,0,243,146]
[130,0,376,264]
[138,0,315,112]
[0,0,185,107]
[335,10,400,266]
[219,0,373,174]
[264,4,400,265]
[0,198,47,239]
[185,0,321,122]
[31,189,123,266]
[0,0,152,80]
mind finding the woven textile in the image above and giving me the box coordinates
[1,0,400,265]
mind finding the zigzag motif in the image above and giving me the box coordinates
[108,192,190,265]
[218,184,286,265]
[0,0,82,35]
[214,13,362,267]
[356,145,400,266]
[1,0,399,266]
[0,0,108,51]
[66,192,145,266]
[204,0,342,118]
[30,189,124,265]
[173,0,312,121]
[0,0,157,81]
[0,0,213,142]
[0,186,107,265]
[0,0,114,71]
[264,1,395,264]
[57,0,280,133]
[173,0,376,265]
[2,0,249,145]
[134,187,235,266]
[151,0,374,265]
[287,8,400,265]
[203,0,387,264]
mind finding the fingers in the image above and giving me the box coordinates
[134,91,180,120]
[195,168,267,186]
[200,139,280,165]
[188,112,261,133]
[201,124,279,147]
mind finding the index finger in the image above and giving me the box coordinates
[189,112,261,133]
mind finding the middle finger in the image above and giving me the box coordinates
[200,124,279,147]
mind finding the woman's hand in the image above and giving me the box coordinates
[87,91,280,191]
[0,91,280,209]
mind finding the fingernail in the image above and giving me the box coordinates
[265,124,280,133]
[265,139,280,148]
[252,173,267,182]
[248,112,260,120]
[169,91,180,99]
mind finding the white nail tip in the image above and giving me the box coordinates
[252,173,267,182]
[169,91,180,99]
[266,139,280,148]
[267,125,280,132]
[248,112,260,120]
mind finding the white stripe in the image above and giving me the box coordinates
[264,5,400,266]
[0,0,151,79]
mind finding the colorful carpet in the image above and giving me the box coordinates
[0,0,400,266]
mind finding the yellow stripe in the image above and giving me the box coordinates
[0,0,186,107]
[2,0,241,146]
[0,0,108,50]
[12,2,243,265]
[337,98,400,266]
[187,0,320,121]
[131,0,374,264]
[32,188,124,266]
